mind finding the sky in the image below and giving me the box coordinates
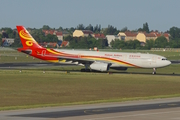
[0,0,180,31]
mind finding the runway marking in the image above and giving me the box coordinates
[159,103,178,107]
[84,110,180,120]
[84,109,105,115]
[168,104,178,106]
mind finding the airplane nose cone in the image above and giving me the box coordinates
[167,60,171,66]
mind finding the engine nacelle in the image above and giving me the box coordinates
[90,62,110,72]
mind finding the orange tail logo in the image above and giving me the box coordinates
[16,26,42,49]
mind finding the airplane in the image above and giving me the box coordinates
[16,26,171,74]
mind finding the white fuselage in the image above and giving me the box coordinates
[54,49,171,68]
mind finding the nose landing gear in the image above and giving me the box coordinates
[152,68,156,74]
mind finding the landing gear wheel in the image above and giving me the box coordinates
[81,68,91,72]
[152,72,156,74]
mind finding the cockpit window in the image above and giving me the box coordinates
[162,58,167,60]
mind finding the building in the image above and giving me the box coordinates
[136,33,156,43]
[93,33,106,40]
[43,30,56,36]
[73,30,93,37]
[118,31,138,41]
[2,38,14,46]
[150,32,170,42]
[106,35,120,46]
[118,31,170,43]
[118,31,137,41]
[60,41,69,47]
[42,30,70,41]
[163,33,170,42]
[117,32,126,40]
[56,32,63,40]
[62,31,70,37]
[39,42,57,48]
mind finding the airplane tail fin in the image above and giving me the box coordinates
[16,26,59,62]
[16,26,43,49]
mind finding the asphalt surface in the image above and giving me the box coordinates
[1,62,180,76]
[10,101,180,118]
[0,60,179,68]
[0,62,75,68]
[1,97,180,120]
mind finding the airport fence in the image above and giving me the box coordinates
[151,48,180,52]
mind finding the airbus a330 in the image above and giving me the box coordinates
[16,26,171,74]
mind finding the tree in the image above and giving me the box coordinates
[169,27,180,39]
[103,25,119,35]
[2,32,8,38]
[64,35,73,42]
[68,27,75,33]
[138,22,150,33]
[43,34,58,42]
[120,27,128,32]
[31,29,45,43]
[76,24,85,30]
[67,36,108,49]
[169,38,180,48]
[96,39,108,48]
[11,32,22,47]
[1,28,14,38]
[57,26,63,31]
[143,22,150,33]
[145,39,155,49]
[126,40,135,49]
[155,36,168,48]
[42,25,51,30]
[0,34,2,46]
[132,40,141,49]
[110,39,126,49]
[86,24,93,31]
[5,28,13,35]
[93,24,101,33]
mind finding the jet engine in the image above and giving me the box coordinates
[90,62,110,72]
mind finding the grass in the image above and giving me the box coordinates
[1,69,180,110]
[0,48,43,63]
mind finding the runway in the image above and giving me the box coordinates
[1,62,180,76]
[0,62,75,69]
[0,60,179,68]
[1,97,180,120]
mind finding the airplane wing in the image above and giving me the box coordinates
[44,48,112,65]
[57,56,94,64]
[44,54,111,65]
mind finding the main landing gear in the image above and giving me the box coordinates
[81,68,91,72]
[152,68,156,74]
[81,64,91,72]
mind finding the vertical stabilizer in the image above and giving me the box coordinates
[16,26,42,49]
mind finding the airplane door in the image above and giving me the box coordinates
[152,56,157,63]
[123,54,127,61]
